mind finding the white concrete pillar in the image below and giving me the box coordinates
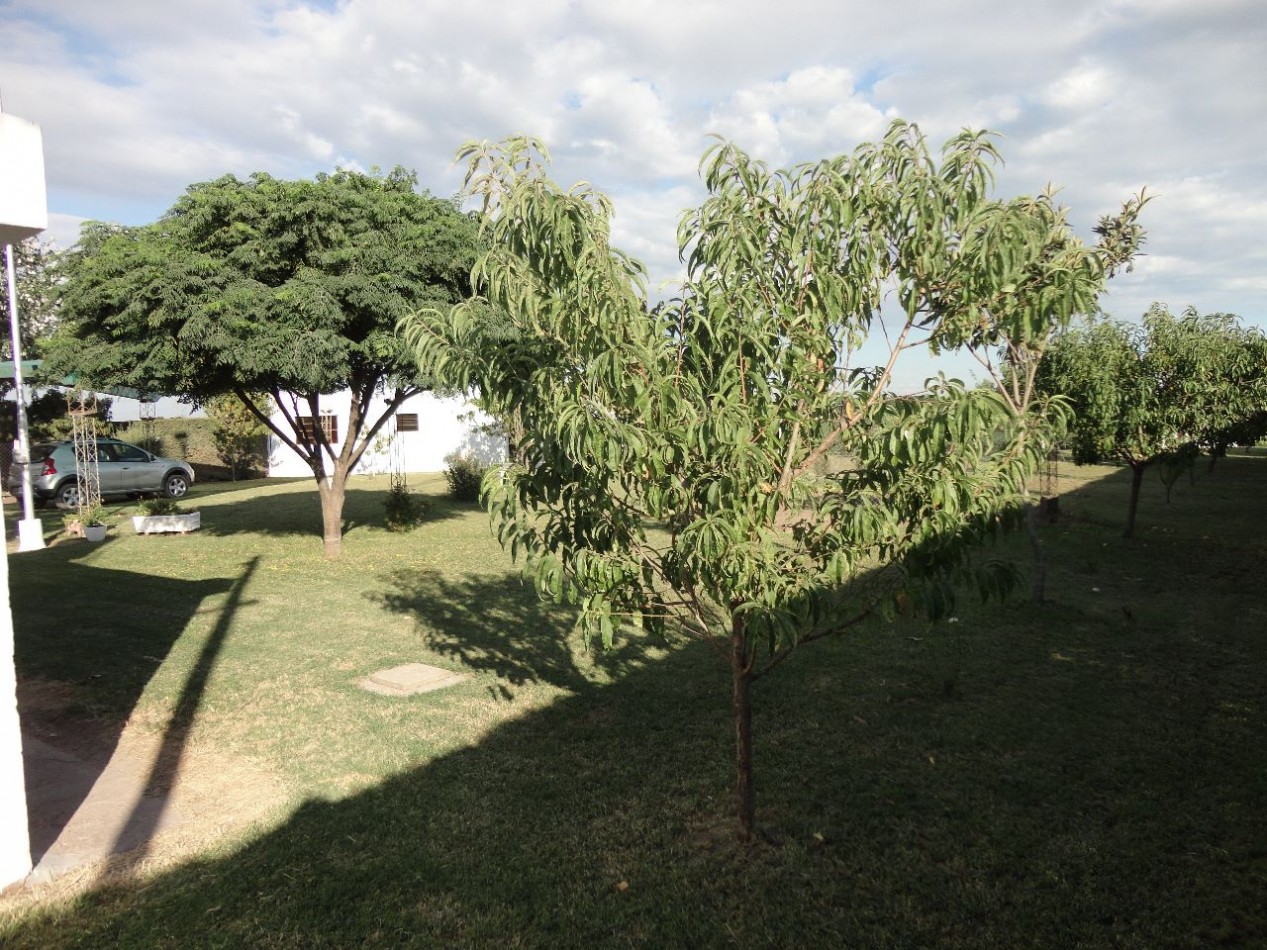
[0,111,44,887]
[0,501,31,887]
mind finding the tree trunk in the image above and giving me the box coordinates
[316,467,347,559]
[1124,463,1145,538]
[1207,445,1224,475]
[1026,500,1046,604]
[731,614,756,842]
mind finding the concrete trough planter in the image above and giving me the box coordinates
[132,511,201,535]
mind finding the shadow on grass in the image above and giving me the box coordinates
[1054,453,1267,546]
[374,568,661,698]
[4,562,1265,946]
[8,541,240,868]
[188,484,467,540]
[5,461,1267,945]
[106,557,259,878]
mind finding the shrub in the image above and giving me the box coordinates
[113,418,213,462]
[205,394,269,479]
[444,453,488,502]
[136,497,184,516]
[63,504,107,535]
[384,479,428,532]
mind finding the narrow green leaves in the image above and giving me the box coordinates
[405,124,1148,661]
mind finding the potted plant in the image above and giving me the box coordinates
[65,504,109,541]
[132,497,201,535]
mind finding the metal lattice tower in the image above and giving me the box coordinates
[1039,447,1059,500]
[68,389,102,517]
[139,399,158,452]
[390,417,407,492]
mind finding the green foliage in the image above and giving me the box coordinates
[0,236,61,356]
[384,473,429,531]
[64,502,107,529]
[47,167,483,556]
[14,390,113,443]
[408,124,1146,837]
[135,496,185,515]
[1208,410,1267,459]
[1035,305,1267,532]
[411,124,1143,651]
[48,170,478,402]
[1040,306,1267,468]
[112,418,217,468]
[205,393,269,479]
[443,453,489,502]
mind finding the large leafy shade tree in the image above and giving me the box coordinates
[49,168,481,557]
[407,122,1146,840]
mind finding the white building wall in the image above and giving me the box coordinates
[267,391,506,477]
[0,505,32,887]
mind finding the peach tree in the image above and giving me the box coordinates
[407,121,1146,840]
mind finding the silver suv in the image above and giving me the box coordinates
[8,439,195,509]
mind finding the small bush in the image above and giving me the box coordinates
[444,453,489,502]
[136,497,184,516]
[112,419,219,466]
[63,504,108,535]
[384,481,428,532]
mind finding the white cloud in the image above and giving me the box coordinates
[0,0,1262,335]
[706,67,894,164]
[41,213,89,251]
[1043,60,1117,111]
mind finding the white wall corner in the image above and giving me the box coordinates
[0,506,32,888]
[0,113,49,246]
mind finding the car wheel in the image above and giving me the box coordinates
[55,480,82,509]
[163,471,190,499]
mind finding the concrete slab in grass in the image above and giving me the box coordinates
[360,663,466,697]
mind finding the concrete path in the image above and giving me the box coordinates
[22,728,190,885]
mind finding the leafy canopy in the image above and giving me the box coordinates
[1,235,61,357]
[409,121,1146,653]
[48,167,479,403]
[48,166,482,557]
[1037,305,1267,469]
[407,121,1146,838]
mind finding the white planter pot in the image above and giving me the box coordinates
[132,511,201,535]
[83,524,108,542]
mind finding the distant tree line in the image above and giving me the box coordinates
[1035,304,1267,536]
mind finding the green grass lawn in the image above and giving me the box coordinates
[1,459,1265,947]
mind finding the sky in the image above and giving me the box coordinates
[1,0,1264,389]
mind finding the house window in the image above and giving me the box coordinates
[297,415,339,445]
[397,413,419,433]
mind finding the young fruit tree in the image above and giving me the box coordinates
[1035,305,1267,537]
[46,169,480,557]
[406,122,1146,840]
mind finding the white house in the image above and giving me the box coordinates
[267,390,506,477]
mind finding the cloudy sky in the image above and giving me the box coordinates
[1,0,1263,385]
